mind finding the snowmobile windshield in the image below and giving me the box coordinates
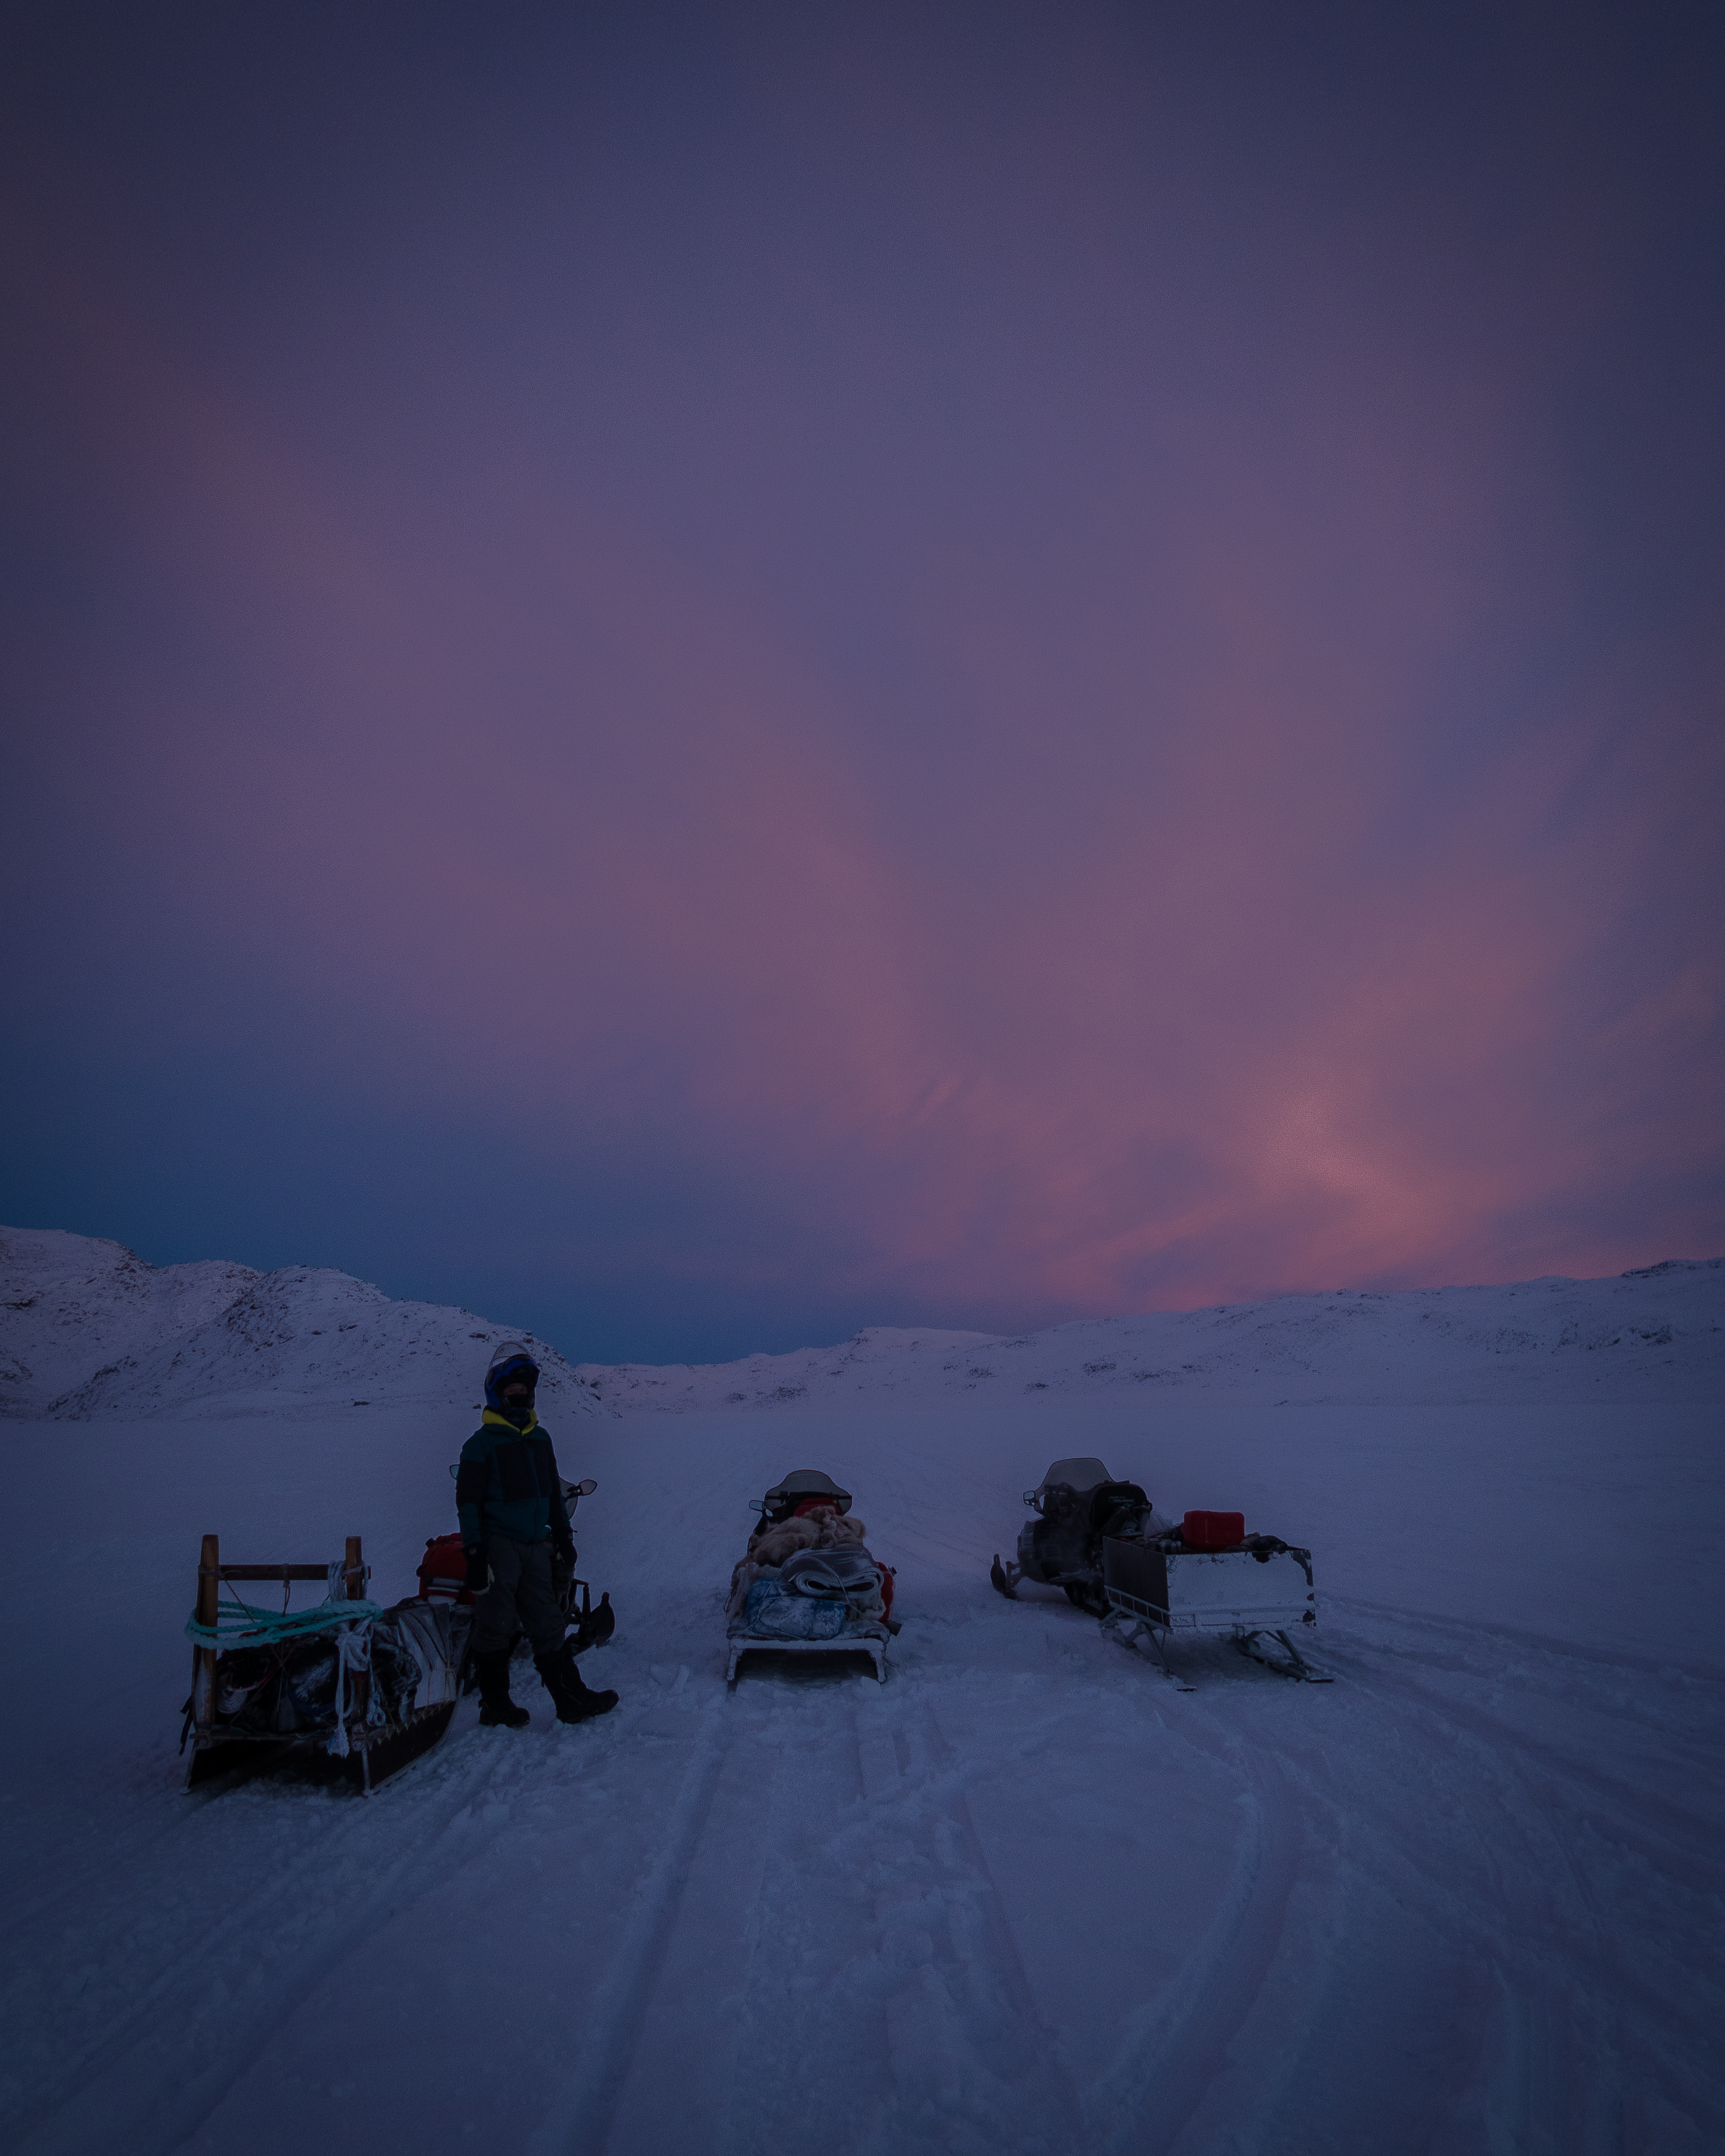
[1033,1458,1112,1500]
[761,1468,852,1521]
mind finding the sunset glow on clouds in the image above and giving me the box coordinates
[2,3,1721,1359]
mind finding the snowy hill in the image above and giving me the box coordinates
[5,1226,1718,1421]
[581,1258,1725,1411]
[0,1226,610,1421]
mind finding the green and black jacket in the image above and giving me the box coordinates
[456,1409,571,1547]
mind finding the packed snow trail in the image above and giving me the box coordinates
[2,1398,1721,2153]
[8,1595,1716,2155]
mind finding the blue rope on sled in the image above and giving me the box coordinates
[185,1597,384,1645]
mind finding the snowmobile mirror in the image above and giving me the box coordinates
[1023,1489,1037,1505]
[575,1478,598,1496]
[748,1498,766,1513]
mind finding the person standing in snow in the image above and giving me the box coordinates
[458,1341,619,1729]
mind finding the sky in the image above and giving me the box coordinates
[2,0,1721,1365]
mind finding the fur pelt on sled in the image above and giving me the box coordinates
[747,1505,867,1569]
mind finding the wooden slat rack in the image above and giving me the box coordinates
[184,1533,453,1795]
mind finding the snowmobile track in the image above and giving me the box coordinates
[847,1688,1088,2154]
[1089,1728,1303,2156]
[531,1667,1095,2155]
[525,1691,741,2156]
[1319,1634,1725,2135]
[3,1720,563,2156]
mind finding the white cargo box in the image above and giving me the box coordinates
[1102,1537,1316,1633]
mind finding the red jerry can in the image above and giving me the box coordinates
[417,1531,476,1604]
[1182,1510,1246,1549]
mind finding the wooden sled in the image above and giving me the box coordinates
[184,1533,456,1796]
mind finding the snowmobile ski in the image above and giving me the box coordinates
[1102,1610,1197,1691]
[1233,1626,1334,1683]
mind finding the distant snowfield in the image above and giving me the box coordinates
[581,1260,1725,1412]
[1,1229,1721,2155]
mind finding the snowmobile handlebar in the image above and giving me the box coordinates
[446,1466,597,1506]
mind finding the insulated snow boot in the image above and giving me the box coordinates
[535,1649,619,1725]
[473,1648,531,1729]
[561,1643,620,1718]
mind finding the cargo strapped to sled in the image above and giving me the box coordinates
[182,1533,458,1795]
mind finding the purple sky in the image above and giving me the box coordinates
[3,2,1721,1362]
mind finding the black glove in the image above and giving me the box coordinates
[464,1546,489,1595]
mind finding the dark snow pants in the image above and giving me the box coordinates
[472,1534,566,1656]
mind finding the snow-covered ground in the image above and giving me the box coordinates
[1,1232,1721,2154]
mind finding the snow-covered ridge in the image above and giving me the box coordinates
[0,1226,610,1421]
[579,1260,1725,1410]
[5,1226,1720,1419]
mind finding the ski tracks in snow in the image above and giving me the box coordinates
[7,1590,1720,2155]
[0,1716,593,2156]
[1087,1721,1306,2156]
[525,1684,746,2156]
[843,1690,1087,2155]
[522,1659,1087,2156]
[1312,1601,1725,2152]
[1111,1598,1725,2156]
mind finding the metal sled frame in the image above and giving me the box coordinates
[1102,1590,1329,1689]
[1100,1539,1331,1689]
[726,1635,887,1686]
[183,1533,455,1796]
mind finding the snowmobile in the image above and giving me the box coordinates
[553,1477,617,1653]
[989,1457,1164,1616]
[991,1459,1329,1687]
[725,1468,897,1685]
[423,1470,616,1655]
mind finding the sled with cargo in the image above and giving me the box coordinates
[180,1534,467,1795]
[990,1458,1330,1689]
[725,1469,897,1686]
[181,1476,618,1793]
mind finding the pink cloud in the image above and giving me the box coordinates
[5,104,1719,1337]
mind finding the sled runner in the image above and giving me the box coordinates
[990,1461,1331,1689]
[724,1634,888,1685]
[725,1469,895,1686]
[181,1534,465,1795]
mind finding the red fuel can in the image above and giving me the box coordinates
[1182,1510,1246,1549]
[417,1531,476,1604]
